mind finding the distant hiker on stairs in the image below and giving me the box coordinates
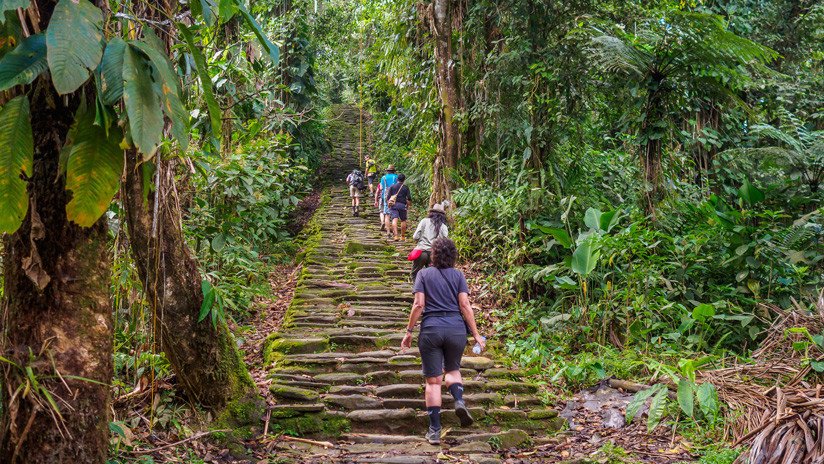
[409,202,449,281]
[379,165,399,234]
[387,173,412,241]
[401,238,487,445]
[365,155,378,194]
[346,169,364,216]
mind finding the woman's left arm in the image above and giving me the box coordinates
[459,293,486,350]
[401,292,425,350]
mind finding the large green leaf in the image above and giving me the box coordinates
[179,24,221,142]
[65,105,124,227]
[0,33,46,91]
[190,0,217,26]
[97,37,126,105]
[234,0,279,65]
[626,385,661,424]
[647,387,668,431]
[0,95,32,233]
[677,378,695,418]
[122,45,163,155]
[46,0,103,94]
[130,40,190,150]
[738,179,765,204]
[696,382,719,418]
[571,236,600,276]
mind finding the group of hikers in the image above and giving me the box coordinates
[345,157,487,445]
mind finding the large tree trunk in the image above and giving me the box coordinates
[429,0,461,206]
[0,5,112,462]
[121,0,259,415]
[122,152,259,413]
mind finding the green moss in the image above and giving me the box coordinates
[272,413,350,437]
[264,336,329,359]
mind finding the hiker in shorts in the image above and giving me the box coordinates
[386,173,411,241]
[410,202,448,281]
[346,169,364,216]
[365,155,378,194]
[379,165,399,236]
[374,182,386,231]
[401,237,486,445]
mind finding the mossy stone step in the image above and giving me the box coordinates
[314,372,364,384]
[269,384,321,402]
[323,394,384,410]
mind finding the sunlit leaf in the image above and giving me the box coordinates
[65,104,124,227]
[0,95,32,233]
[677,378,694,418]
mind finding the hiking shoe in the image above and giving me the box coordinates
[425,427,441,445]
[454,400,474,427]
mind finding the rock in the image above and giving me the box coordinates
[483,368,521,378]
[527,409,559,420]
[341,433,426,444]
[269,384,320,402]
[388,354,419,365]
[375,384,423,398]
[314,372,363,384]
[323,394,383,410]
[464,429,530,449]
[462,356,495,370]
[486,380,539,394]
[451,442,493,453]
[468,455,501,464]
[347,408,417,422]
[329,385,375,395]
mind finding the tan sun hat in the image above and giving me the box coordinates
[430,202,446,213]
[386,165,396,172]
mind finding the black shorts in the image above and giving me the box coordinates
[418,330,467,378]
[389,205,408,221]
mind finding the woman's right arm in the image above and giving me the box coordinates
[401,292,426,350]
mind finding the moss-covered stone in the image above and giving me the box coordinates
[269,384,321,402]
[264,336,329,359]
[271,412,351,437]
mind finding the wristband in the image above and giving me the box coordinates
[406,327,414,333]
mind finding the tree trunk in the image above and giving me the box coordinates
[692,102,719,190]
[640,81,667,219]
[1,5,111,463]
[122,152,260,413]
[429,0,461,206]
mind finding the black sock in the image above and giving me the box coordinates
[427,406,441,430]
[448,383,464,402]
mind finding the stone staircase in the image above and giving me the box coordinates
[263,106,563,463]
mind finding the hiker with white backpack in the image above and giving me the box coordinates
[346,168,365,216]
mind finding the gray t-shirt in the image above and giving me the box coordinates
[413,267,469,332]
[413,218,449,251]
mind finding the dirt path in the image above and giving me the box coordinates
[256,106,564,463]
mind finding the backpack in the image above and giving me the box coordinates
[387,184,402,207]
[349,170,364,189]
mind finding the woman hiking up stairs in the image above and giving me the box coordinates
[262,106,564,463]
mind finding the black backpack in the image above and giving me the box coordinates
[350,170,365,189]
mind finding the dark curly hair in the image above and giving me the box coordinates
[430,237,458,269]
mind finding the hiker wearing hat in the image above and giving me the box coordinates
[409,202,449,281]
[379,165,399,237]
[365,155,378,194]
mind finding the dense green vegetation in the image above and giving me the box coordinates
[0,0,821,462]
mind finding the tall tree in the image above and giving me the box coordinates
[590,11,777,217]
[121,0,260,412]
[0,1,112,460]
[429,0,462,206]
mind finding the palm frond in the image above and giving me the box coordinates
[750,124,805,154]
[588,34,652,78]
